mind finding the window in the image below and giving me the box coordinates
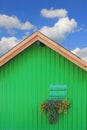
[50,84,67,100]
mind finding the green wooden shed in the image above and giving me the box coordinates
[0,31,87,130]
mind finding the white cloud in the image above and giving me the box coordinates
[0,37,20,55]
[40,17,77,41]
[71,47,87,62]
[40,8,77,41]
[41,8,68,18]
[0,14,35,30]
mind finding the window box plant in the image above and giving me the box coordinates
[40,100,70,124]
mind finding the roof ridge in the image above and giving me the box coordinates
[0,31,87,71]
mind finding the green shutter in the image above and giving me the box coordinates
[50,85,67,100]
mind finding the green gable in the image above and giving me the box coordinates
[0,42,87,130]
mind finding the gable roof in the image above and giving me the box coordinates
[0,31,87,71]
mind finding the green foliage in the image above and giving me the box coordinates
[40,100,70,124]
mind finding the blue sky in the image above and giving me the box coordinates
[0,0,87,61]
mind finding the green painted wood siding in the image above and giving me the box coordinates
[0,42,87,130]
